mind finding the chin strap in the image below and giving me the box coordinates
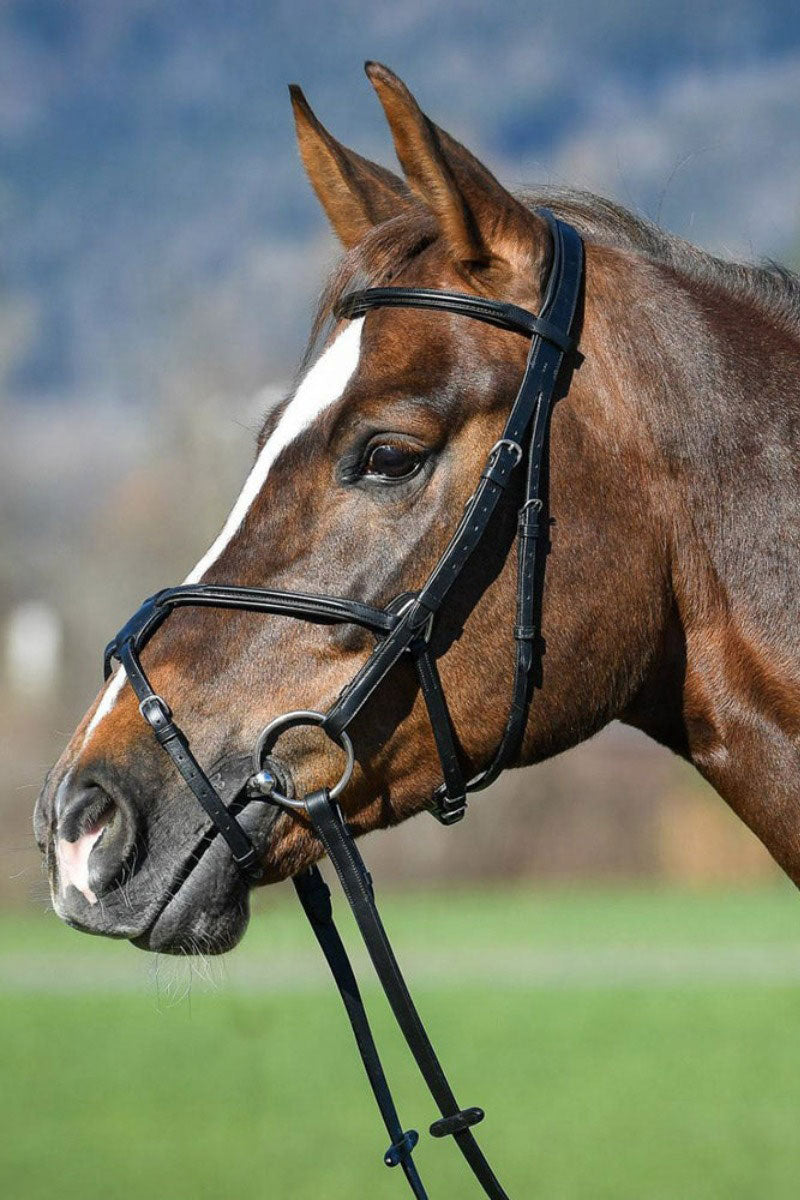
[292,788,509,1200]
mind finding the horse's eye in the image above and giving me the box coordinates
[364,443,423,480]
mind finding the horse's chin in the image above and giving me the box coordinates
[131,800,277,956]
[131,849,249,956]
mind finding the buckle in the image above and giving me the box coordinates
[481,438,523,489]
[488,437,522,467]
[138,694,173,729]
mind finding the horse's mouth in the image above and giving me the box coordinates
[131,797,279,955]
[43,751,294,955]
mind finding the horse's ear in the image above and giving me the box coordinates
[365,62,544,278]
[290,84,411,248]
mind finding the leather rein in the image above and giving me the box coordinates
[103,211,584,1199]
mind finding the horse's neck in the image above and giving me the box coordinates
[645,281,800,882]
[662,285,800,655]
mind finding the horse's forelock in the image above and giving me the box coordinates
[304,209,438,364]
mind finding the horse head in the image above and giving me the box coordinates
[35,65,694,952]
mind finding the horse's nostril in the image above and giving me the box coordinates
[56,784,135,903]
[58,784,114,843]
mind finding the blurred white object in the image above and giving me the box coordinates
[4,601,63,698]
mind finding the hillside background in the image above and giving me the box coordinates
[3,0,800,905]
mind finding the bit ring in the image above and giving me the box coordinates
[252,710,354,801]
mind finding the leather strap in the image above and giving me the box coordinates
[117,640,264,880]
[323,211,583,812]
[323,600,432,739]
[412,644,467,823]
[335,286,574,351]
[301,788,510,1200]
[463,213,583,795]
[106,585,397,678]
[294,866,428,1197]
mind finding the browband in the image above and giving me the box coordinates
[334,286,575,354]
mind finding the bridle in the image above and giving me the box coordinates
[106,211,582,1197]
[103,210,584,1199]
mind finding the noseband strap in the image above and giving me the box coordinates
[103,210,584,1197]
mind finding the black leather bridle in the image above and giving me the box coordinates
[103,211,584,1199]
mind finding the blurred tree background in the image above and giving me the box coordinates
[4,0,799,906]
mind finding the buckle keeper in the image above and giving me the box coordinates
[429,786,467,826]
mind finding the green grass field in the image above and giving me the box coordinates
[3,881,800,1199]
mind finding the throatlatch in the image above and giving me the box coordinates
[103,211,584,1198]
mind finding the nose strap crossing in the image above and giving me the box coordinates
[103,587,400,883]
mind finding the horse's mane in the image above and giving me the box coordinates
[527,186,800,334]
[307,186,800,362]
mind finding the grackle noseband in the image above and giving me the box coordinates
[103,211,583,1199]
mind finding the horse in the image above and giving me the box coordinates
[35,59,799,1026]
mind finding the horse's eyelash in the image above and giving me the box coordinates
[337,448,365,481]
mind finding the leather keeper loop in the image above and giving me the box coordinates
[518,510,542,537]
[429,1106,485,1139]
[480,461,510,488]
[480,441,521,488]
[153,723,181,747]
[429,783,468,826]
[296,867,333,925]
[233,846,265,881]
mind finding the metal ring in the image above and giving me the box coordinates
[488,438,523,467]
[252,710,355,801]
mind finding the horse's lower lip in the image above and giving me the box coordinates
[131,798,278,955]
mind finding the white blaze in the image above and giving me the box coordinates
[81,319,364,747]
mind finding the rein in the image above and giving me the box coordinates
[104,211,584,1198]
